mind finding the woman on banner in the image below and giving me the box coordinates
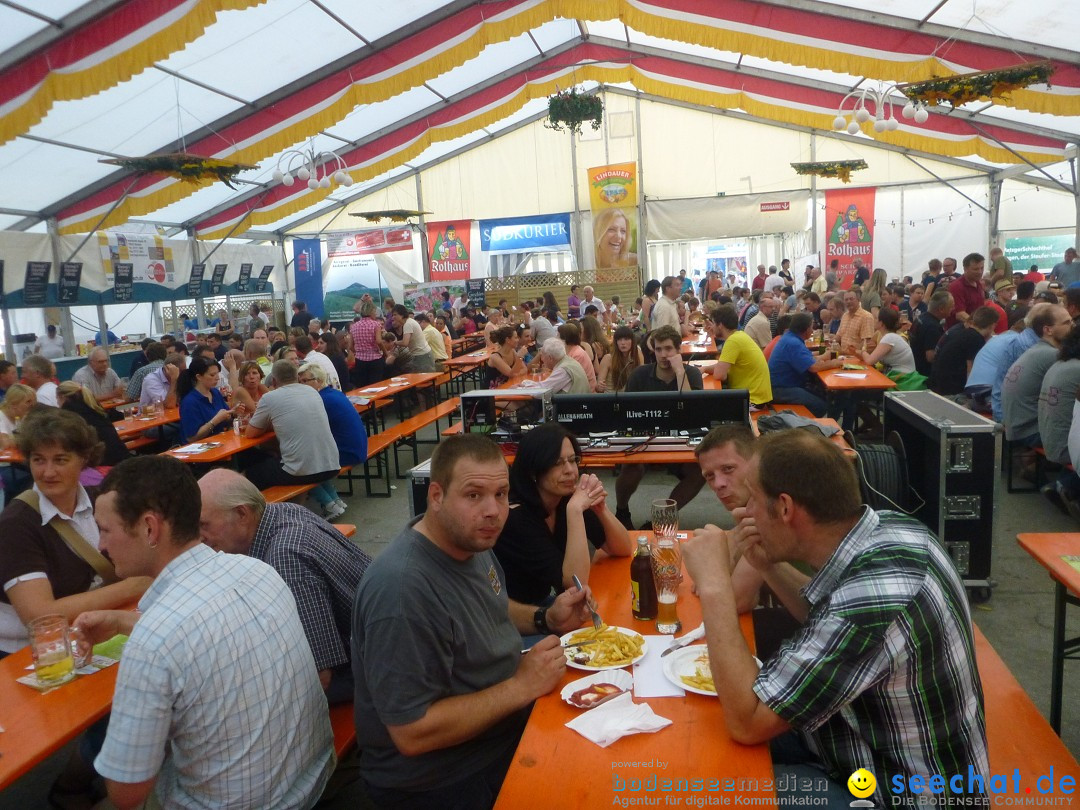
[593,208,637,269]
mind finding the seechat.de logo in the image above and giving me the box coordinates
[849,768,878,807]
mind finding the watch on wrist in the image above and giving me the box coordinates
[533,606,550,635]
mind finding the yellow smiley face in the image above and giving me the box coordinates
[848,768,877,798]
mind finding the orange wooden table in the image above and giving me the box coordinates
[346,371,442,420]
[0,446,24,463]
[162,430,274,464]
[494,555,776,808]
[815,358,897,392]
[113,406,180,439]
[0,644,119,790]
[680,337,717,358]
[1016,532,1080,732]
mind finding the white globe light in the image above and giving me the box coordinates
[873,118,887,132]
[901,102,916,119]
[307,178,319,190]
[340,175,354,187]
[847,121,860,135]
[319,176,331,189]
[272,169,284,183]
[297,167,311,181]
[914,107,929,124]
[887,117,900,131]
[855,108,871,123]
[833,115,847,130]
[281,174,295,187]
[333,170,347,185]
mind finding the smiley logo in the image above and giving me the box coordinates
[848,768,876,799]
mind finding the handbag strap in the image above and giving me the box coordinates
[16,490,119,586]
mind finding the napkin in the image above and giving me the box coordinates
[565,691,671,747]
[632,635,685,698]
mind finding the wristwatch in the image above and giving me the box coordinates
[533,606,550,635]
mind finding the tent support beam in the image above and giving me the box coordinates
[569,117,584,272]
[46,218,76,356]
[416,173,430,284]
[969,123,1075,195]
[810,132,818,256]
[989,180,1002,248]
[902,155,989,213]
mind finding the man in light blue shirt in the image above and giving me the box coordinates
[76,456,334,810]
[968,304,1047,421]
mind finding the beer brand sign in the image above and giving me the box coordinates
[824,187,876,289]
[426,220,472,281]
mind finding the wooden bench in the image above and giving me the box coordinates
[332,524,356,538]
[262,482,320,503]
[974,625,1078,791]
[767,402,814,418]
[363,398,461,496]
[124,435,158,452]
[329,702,357,758]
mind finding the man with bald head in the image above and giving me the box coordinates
[72,347,124,401]
[198,468,371,702]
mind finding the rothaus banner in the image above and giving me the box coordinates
[427,220,471,281]
[825,186,876,289]
[479,214,571,254]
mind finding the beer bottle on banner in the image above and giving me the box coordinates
[630,536,657,620]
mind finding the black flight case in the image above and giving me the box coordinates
[882,390,1001,599]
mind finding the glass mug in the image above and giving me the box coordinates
[649,499,682,634]
[28,614,88,686]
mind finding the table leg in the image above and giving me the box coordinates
[1050,580,1065,733]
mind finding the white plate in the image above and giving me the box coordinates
[560,669,634,708]
[662,645,715,695]
[560,626,648,671]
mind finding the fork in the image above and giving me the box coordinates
[572,574,603,630]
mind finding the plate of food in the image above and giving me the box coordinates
[560,625,647,671]
[560,669,633,708]
[662,645,716,695]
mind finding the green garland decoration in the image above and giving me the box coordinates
[899,61,1054,108]
[100,153,255,189]
[791,160,868,184]
[350,210,431,222]
[547,89,603,135]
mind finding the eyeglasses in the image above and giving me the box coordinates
[298,376,316,384]
[553,455,581,467]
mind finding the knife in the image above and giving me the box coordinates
[661,622,706,657]
[571,574,603,630]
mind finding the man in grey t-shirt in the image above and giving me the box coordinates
[1049,247,1080,287]
[352,435,590,807]
[1001,304,1072,443]
[243,359,339,491]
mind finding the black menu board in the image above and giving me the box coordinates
[113,263,134,302]
[57,262,82,304]
[210,263,227,295]
[186,263,205,297]
[24,261,50,306]
[255,264,273,292]
[237,262,252,292]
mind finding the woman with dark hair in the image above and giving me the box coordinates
[493,423,631,604]
[557,322,598,392]
[317,331,350,388]
[542,291,560,318]
[567,284,581,319]
[56,382,130,469]
[639,278,661,331]
[226,360,269,413]
[597,326,644,392]
[0,408,148,654]
[178,357,235,443]
[485,326,526,388]
[580,315,610,376]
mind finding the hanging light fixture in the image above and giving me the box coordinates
[832,82,929,137]
[271,145,354,190]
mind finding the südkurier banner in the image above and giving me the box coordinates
[479,213,572,255]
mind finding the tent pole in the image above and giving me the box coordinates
[1072,155,1080,248]
[989,179,1002,248]
[96,303,108,349]
[569,127,584,272]
[635,93,648,282]
[415,173,430,284]
[47,218,76,356]
[809,133,818,257]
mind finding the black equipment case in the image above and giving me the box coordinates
[882,390,1001,593]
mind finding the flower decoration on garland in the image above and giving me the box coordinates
[791,160,868,184]
[350,210,431,223]
[899,61,1054,108]
[100,153,255,189]
[547,88,603,135]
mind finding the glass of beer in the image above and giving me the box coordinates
[28,614,76,686]
[652,538,682,634]
[650,499,679,544]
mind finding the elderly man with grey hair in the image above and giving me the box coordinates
[242,359,340,495]
[197,467,371,703]
[538,337,590,394]
[20,354,59,406]
[72,347,124,401]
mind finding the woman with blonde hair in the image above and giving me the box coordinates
[598,326,644,392]
[580,315,611,377]
[0,384,36,502]
[862,267,889,318]
[594,208,638,268]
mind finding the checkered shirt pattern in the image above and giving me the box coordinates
[753,508,989,800]
[252,502,372,672]
[95,543,334,809]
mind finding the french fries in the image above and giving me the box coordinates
[679,651,716,693]
[566,625,645,667]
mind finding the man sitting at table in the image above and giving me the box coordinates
[72,347,125,402]
[124,341,166,401]
[20,354,59,407]
[197,468,371,703]
[243,359,340,495]
[352,435,589,809]
[614,326,706,529]
[767,312,844,417]
[75,456,334,809]
[537,337,591,394]
[682,431,988,806]
[836,289,876,355]
[705,304,773,408]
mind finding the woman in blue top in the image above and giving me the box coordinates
[297,362,366,520]
[178,357,235,443]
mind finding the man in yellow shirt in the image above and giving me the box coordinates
[836,289,876,354]
[705,304,773,406]
[416,313,448,370]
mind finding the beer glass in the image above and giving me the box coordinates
[650,499,678,543]
[28,615,76,686]
[652,538,682,634]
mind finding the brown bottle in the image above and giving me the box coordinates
[630,535,658,620]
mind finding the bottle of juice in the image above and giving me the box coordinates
[630,535,658,620]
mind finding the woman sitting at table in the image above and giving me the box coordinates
[557,322,599,392]
[493,423,632,605]
[318,331,350,388]
[226,360,269,413]
[298,362,365,520]
[597,326,644,392]
[0,384,36,502]
[178,357,236,443]
[860,307,916,375]
[56,382,131,470]
[0,408,149,655]
[485,326,526,388]
[580,315,610,377]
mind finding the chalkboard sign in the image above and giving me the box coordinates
[255,264,273,292]
[465,278,486,310]
[186,263,205,297]
[210,263,227,295]
[113,263,134,302]
[237,263,252,292]
[57,262,82,304]
[24,261,50,306]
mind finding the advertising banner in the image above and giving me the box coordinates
[824,187,876,289]
[323,253,392,322]
[292,239,324,315]
[1004,234,1075,270]
[479,214,571,254]
[427,220,472,281]
[97,232,177,287]
[588,162,638,270]
[402,281,467,315]
[326,227,412,257]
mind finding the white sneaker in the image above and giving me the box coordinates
[323,500,346,520]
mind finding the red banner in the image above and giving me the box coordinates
[427,220,472,281]
[824,187,876,290]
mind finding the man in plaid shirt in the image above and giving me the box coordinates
[683,431,988,805]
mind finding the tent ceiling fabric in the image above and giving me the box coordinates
[1,0,1078,240]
